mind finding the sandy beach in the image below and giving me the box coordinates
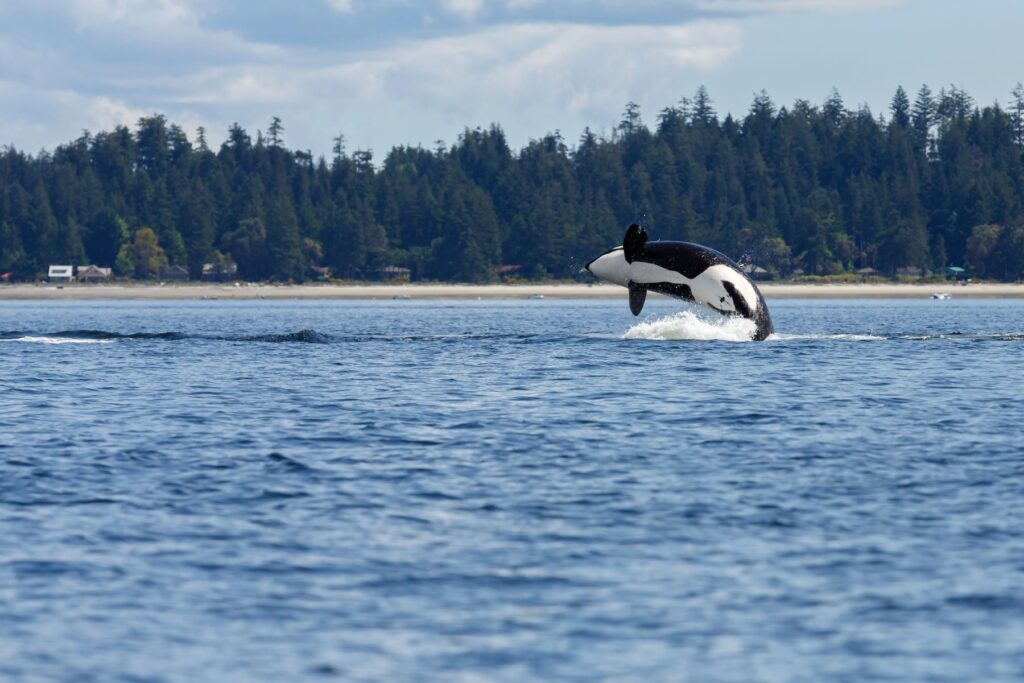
[0,281,1021,300]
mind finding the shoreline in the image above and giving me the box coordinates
[1,282,1022,300]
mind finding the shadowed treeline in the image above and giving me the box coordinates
[2,85,1024,282]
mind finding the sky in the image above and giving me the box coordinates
[1,0,1023,157]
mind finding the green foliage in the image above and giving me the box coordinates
[2,86,1024,283]
[966,223,1024,280]
[118,227,168,279]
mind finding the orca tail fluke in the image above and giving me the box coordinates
[628,281,647,316]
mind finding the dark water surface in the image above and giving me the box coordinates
[1,298,1023,682]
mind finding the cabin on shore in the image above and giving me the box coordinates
[376,265,411,281]
[494,264,522,281]
[48,265,74,283]
[202,261,238,281]
[160,265,190,281]
[946,266,967,281]
[77,265,112,282]
[742,264,771,281]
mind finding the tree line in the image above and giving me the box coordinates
[2,84,1024,282]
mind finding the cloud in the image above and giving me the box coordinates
[0,78,148,150]
[325,0,355,13]
[442,0,484,20]
[64,0,199,33]
[164,20,741,121]
[691,0,904,12]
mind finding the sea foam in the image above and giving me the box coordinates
[0,336,115,344]
[623,310,757,342]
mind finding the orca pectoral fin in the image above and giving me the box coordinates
[722,280,753,319]
[628,281,647,316]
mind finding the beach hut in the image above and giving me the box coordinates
[160,265,190,281]
[376,265,411,281]
[48,265,74,283]
[742,264,771,280]
[202,261,238,281]
[76,265,112,282]
[494,264,522,279]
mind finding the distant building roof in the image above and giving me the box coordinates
[202,261,238,276]
[855,267,879,275]
[495,265,522,274]
[377,265,411,277]
[77,265,112,278]
[48,265,72,277]
[160,265,190,280]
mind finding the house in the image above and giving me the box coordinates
[494,264,522,281]
[897,266,923,277]
[742,264,771,280]
[376,265,411,281]
[76,265,112,282]
[48,265,74,283]
[333,266,363,280]
[855,267,879,276]
[160,265,190,281]
[202,261,238,281]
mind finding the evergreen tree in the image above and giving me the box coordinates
[890,86,911,128]
[2,86,1024,284]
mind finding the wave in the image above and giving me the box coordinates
[0,335,116,345]
[0,329,330,344]
[4,327,1023,346]
[623,310,757,342]
[770,333,886,341]
[238,330,332,344]
[621,314,1024,344]
[772,332,1024,342]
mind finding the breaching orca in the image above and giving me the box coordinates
[585,224,774,341]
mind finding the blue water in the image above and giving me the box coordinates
[1,298,1023,682]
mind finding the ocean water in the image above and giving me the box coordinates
[1,297,1023,683]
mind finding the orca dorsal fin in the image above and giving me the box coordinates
[623,224,647,263]
[628,280,647,316]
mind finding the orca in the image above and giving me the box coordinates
[585,224,774,341]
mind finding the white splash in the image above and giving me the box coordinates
[0,336,114,345]
[623,310,757,342]
[770,333,886,341]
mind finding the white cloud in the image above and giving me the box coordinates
[692,0,904,12]
[0,78,148,149]
[65,0,198,31]
[164,20,741,119]
[442,0,484,20]
[325,0,355,13]
[30,0,280,63]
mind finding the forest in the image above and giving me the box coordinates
[2,84,1024,283]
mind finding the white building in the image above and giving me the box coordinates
[48,265,74,283]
